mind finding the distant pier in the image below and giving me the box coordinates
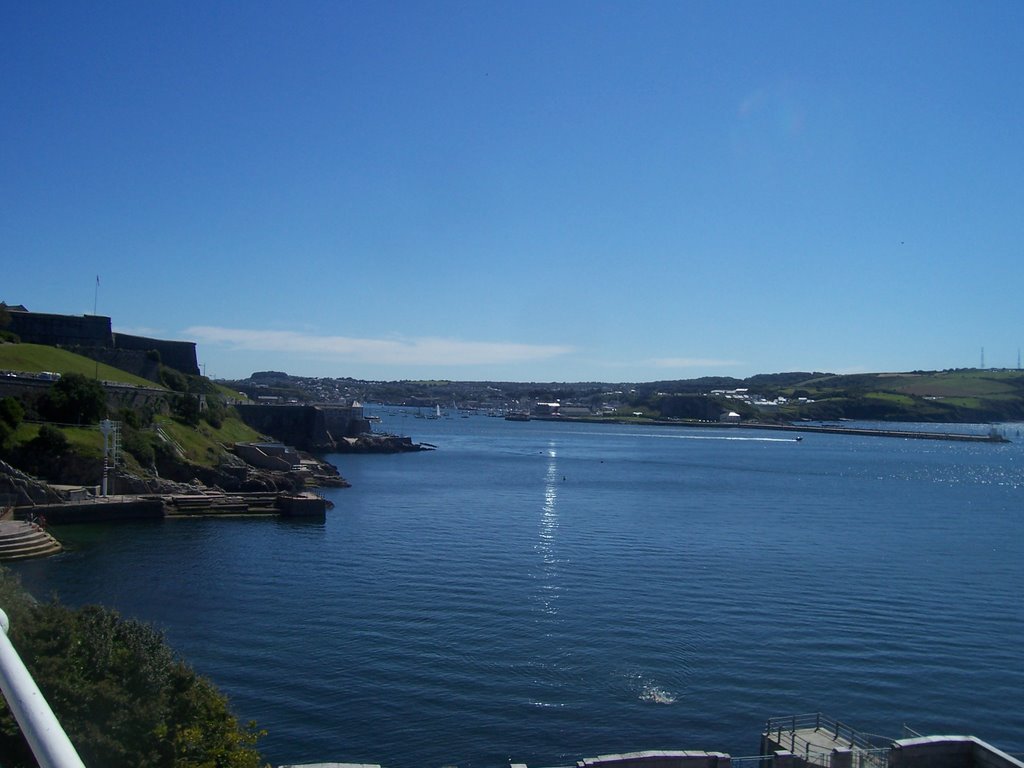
[729,421,1009,443]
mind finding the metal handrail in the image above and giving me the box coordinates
[0,608,86,768]
[765,712,889,752]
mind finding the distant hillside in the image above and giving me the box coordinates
[225,368,1024,424]
[771,369,1024,423]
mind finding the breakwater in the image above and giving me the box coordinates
[535,416,1008,442]
[720,421,1007,442]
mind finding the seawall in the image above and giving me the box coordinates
[235,404,372,451]
[19,491,327,524]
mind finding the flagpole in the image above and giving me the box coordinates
[94,276,100,380]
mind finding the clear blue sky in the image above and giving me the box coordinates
[3,1,1022,382]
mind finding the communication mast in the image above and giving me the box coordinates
[99,420,120,497]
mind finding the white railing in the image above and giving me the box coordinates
[0,608,86,768]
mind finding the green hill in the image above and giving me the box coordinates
[0,343,158,387]
[0,342,265,487]
[773,369,1024,422]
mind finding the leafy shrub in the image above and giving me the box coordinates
[120,425,156,467]
[202,397,225,429]
[160,367,187,392]
[0,396,24,451]
[37,372,107,425]
[119,406,141,430]
[174,394,201,427]
[0,569,265,767]
[30,423,69,454]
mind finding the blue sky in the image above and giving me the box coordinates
[3,1,1022,382]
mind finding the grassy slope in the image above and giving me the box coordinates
[776,369,1024,421]
[1,341,261,470]
[781,370,1022,398]
[155,412,263,467]
[0,343,158,387]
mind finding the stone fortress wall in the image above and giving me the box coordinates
[4,305,200,377]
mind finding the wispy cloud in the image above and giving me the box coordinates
[184,326,574,367]
[649,357,743,369]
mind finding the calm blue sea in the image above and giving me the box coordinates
[11,412,1024,767]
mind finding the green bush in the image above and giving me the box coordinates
[0,396,24,451]
[37,372,107,425]
[160,367,187,392]
[202,397,226,429]
[30,423,69,454]
[120,425,156,467]
[0,569,265,767]
[174,394,202,427]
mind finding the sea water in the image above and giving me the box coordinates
[11,413,1024,766]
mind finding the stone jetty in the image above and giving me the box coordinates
[13,490,328,527]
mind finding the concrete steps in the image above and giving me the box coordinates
[164,492,282,517]
[0,520,63,561]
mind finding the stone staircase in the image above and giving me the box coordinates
[163,491,281,517]
[0,520,63,561]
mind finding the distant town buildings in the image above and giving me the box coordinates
[710,388,814,411]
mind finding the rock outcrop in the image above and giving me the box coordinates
[0,459,64,506]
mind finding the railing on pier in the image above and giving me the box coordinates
[0,608,86,768]
[739,747,889,768]
[763,713,892,767]
[901,724,923,739]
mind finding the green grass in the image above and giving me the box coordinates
[62,426,104,458]
[782,369,1024,401]
[0,343,159,387]
[211,411,263,444]
[864,392,916,406]
[12,422,39,442]
[11,422,104,458]
[154,411,262,467]
[888,372,1019,398]
[939,396,985,409]
[212,382,247,400]
[154,417,216,465]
